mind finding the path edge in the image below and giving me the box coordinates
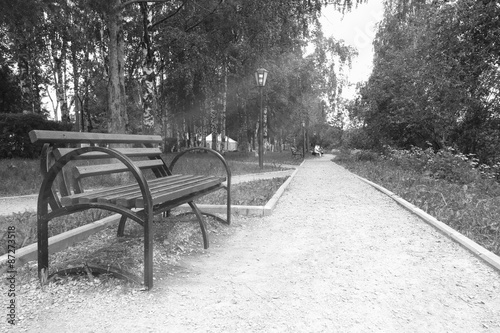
[356,175,500,273]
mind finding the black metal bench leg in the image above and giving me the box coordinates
[144,213,154,290]
[118,214,145,237]
[188,202,209,249]
[37,191,51,286]
[117,215,128,237]
[37,216,49,285]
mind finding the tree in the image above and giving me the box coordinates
[0,0,46,114]
[0,0,367,139]
[356,0,500,160]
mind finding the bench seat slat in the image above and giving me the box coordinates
[61,175,191,206]
[135,178,223,208]
[53,148,162,160]
[60,175,225,209]
[75,159,165,178]
[116,176,223,208]
[96,175,210,206]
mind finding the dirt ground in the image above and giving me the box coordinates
[2,155,500,332]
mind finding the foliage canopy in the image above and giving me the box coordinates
[0,0,362,150]
[349,0,500,164]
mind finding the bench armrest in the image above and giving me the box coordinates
[38,146,153,214]
[167,147,232,184]
[167,147,231,223]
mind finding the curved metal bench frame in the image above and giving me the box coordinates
[167,147,232,225]
[36,143,231,290]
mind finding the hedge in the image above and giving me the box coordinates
[0,113,72,159]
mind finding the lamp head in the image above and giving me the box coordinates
[254,68,268,87]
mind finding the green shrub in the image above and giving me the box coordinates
[354,150,379,162]
[383,145,481,184]
[426,148,480,184]
[162,137,178,153]
[0,113,72,159]
[332,148,354,162]
[0,159,40,196]
[341,128,376,150]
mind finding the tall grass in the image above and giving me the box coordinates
[335,147,500,256]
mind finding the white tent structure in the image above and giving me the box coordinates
[205,134,238,151]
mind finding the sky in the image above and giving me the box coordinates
[320,0,385,98]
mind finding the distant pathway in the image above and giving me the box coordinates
[0,194,38,216]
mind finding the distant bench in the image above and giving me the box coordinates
[29,130,231,290]
[291,146,303,158]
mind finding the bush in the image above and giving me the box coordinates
[426,148,480,184]
[354,150,379,162]
[162,137,178,153]
[381,146,431,172]
[341,128,377,150]
[0,113,72,159]
[383,145,481,184]
[332,147,352,162]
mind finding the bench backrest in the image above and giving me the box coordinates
[29,130,162,145]
[29,130,168,206]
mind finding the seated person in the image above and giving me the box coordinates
[313,145,323,157]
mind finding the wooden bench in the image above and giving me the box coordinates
[29,130,231,290]
[291,146,303,158]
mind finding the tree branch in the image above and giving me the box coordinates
[117,0,172,12]
[151,0,188,29]
[185,0,223,33]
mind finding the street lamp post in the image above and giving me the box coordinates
[302,120,306,158]
[255,68,268,169]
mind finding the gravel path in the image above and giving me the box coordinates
[3,154,500,332]
[0,194,38,216]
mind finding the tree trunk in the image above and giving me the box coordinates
[18,55,34,114]
[140,3,156,135]
[107,1,128,134]
[202,99,207,148]
[210,102,217,150]
[263,105,268,138]
[54,38,69,123]
[72,46,82,131]
[221,60,228,152]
